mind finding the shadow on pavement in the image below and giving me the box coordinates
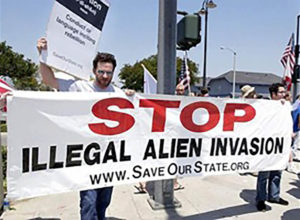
[287,174,300,199]
[290,173,300,187]
[239,189,256,204]
[287,188,300,200]
[28,218,60,220]
[162,189,266,219]
[107,217,126,220]
[281,208,300,220]
[166,204,261,220]
[239,189,272,211]
[143,183,272,220]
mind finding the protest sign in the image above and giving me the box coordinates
[40,0,110,80]
[7,91,292,199]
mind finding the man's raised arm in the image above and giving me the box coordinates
[37,38,58,90]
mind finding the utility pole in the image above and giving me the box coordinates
[220,47,237,98]
[147,0,181,210]
[232,52,237,98]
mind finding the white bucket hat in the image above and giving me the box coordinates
[241,85,255,98]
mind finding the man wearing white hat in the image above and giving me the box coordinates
[241,85,256,99]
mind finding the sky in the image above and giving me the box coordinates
[1,0,300,85]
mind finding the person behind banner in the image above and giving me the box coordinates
[37,37,134,220]
[239,85,258,177]
[172,83,186,191]
[255,83,289,211]
[240,85,256,99]
[200,87,209,97]
[175,83,185,96]
[0,92,11,111]
[289,95,300,174]
[283,91,298,174]
[284,91,292,103]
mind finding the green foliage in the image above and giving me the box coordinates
[118,54,198,91]
[2,146,6,181]
[0,123,6,132]
[0,41,43,90]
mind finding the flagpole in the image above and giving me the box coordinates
[184,51,191,95]
[293,15,300,101]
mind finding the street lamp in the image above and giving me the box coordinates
[220,46,237,98]
[198,0,217,88]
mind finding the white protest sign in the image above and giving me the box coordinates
[40,0,110,80]
[7,91,292,200]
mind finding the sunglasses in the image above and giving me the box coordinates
[97,70,114,75]
[277,91,286,94]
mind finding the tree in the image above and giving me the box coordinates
[118,54,199,91]
[0,41,45,90]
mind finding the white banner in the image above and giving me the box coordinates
[7,91,292,200]
[40,0,110,80]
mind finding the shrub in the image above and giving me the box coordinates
[0,124,7,132]
[2,146,7,181]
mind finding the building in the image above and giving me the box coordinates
[208,71,282,98]
[191,76,212,95]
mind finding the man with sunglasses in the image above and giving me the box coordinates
[37,37,133,220]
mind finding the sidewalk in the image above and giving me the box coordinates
[2,172,299,220]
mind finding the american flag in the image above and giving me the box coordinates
[0,77,14,112]
[179,51,191,91]
[281,33,295,91]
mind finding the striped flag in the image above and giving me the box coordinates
[0,77,14,112]
[179,51,191,92]
[281,33,295,91]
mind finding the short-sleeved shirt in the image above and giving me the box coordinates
[292,106,300,132]
[58,78,123,93]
